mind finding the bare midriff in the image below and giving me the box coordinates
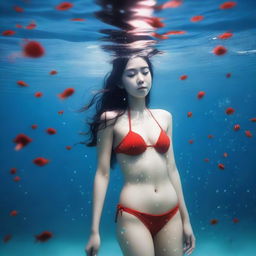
[116,150,179,214]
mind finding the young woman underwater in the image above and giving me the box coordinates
[84,55,196,256]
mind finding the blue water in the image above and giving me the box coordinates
[0,0,256,255]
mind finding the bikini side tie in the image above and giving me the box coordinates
[115,204,124,222]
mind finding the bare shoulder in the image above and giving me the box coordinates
[100,110,119,120]
[98,111,119,131]
[150,108,172,130]
[151,108,172,119]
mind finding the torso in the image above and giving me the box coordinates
[112,108,179,214]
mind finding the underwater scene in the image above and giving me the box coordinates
[0,0,255,255]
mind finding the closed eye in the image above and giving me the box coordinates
[127,71,149,77]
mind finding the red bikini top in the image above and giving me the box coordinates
[114,108,170,155]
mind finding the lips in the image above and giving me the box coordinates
[138,87,147,90]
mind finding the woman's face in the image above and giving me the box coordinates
[121,57,152,98]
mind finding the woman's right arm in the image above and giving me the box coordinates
[86,111,115,256]
[91,111,115,234]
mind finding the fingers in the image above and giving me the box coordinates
[183,239,191,254]
[183,235,196,255]
[183,237,190,252]
[85,247,96,256]
[91,250,97,256]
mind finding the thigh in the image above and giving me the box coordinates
[153,210,184,256]
[115,210,155,256]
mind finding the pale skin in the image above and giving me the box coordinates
[85,57,196,256]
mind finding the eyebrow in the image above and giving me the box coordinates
[125,66,149,72]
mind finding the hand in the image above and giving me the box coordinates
[85,232,100,256]
[183,222,196,255]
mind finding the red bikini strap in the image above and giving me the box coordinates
[128,108,131,131]
[147,108,162,130]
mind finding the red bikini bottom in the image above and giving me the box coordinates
[115,203,179,237]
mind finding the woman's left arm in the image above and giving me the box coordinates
[164,110,196,255]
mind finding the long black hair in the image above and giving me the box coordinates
[77,55,154,170]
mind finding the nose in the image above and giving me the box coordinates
[137,73,144,85]
[138,80,144,85]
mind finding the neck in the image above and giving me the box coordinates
[127,96,147,114]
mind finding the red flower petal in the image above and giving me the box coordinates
[17,80,29,87]
[180,75,188,80]
[46,128,57,135]
[233,124,240,131]
[35,92,43,98]
[23,41,45,58]
[58,88,75,99]
[245,130,252,137]
[218,163,225,170]
[13,6,24,12]
[197,91,205,99]
[190,15,204,22]
[155,0,183,10]
[55,2,73,11]
[213,45,227,55]
[220,1,237,9]
[151,32,169,39]
[33,157,50,166]
[2,30,16,36]
[162,30,186,36]
[49,70,58,75]
[187,112,192,117]
[35,231,53,242]
[218,32,233,39]
[26,23,37,30]
[13,134,32,150]
[210,219,218,225]
[70,18,86,21]
[225,107,235,115]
